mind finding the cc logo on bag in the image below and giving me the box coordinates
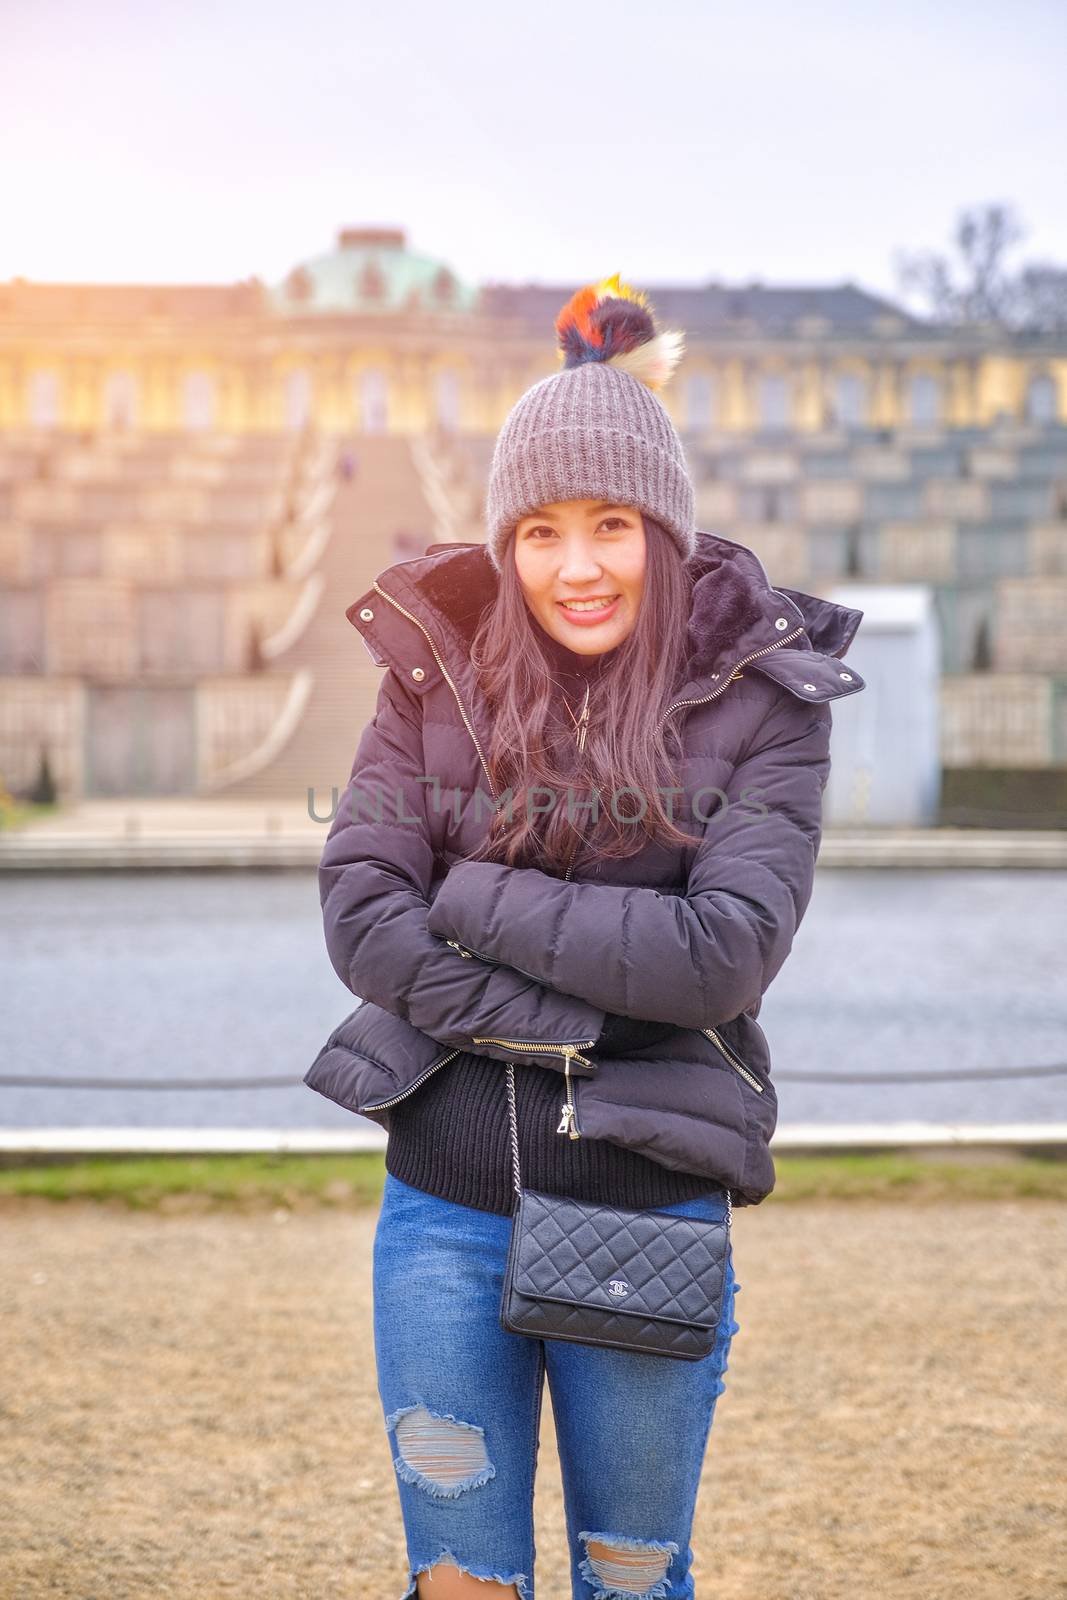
[607,1279,632,1298]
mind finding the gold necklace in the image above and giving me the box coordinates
[563,682,591,744]
[563,695,584,733]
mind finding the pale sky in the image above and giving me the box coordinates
[2,0,1064,311]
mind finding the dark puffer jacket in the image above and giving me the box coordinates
[306,530,866,1206]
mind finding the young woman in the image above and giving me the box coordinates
[308,276,867,1600]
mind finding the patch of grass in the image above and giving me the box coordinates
[0,1151,389,1210]
[771,1150,1067,1203]
[0,1149,1064,1210]
[0,797,60,832]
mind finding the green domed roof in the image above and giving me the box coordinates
[271,227,477,316]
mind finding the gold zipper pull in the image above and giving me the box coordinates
[558,1047,581,1139]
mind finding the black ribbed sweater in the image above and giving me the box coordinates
[385,620,722,1217]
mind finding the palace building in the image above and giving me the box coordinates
[2,226,1064,437]
[1,226,1066,808]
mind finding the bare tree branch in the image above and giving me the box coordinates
[891,202,1067,331]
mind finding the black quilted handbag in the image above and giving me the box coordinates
[500,1062,732,1361]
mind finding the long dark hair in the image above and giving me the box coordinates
[463,515,699,874]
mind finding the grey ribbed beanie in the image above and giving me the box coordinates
[484,280,696,572]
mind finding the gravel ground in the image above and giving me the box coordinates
[2,1195,1064,1600]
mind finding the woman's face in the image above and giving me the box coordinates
[511,499,646,655]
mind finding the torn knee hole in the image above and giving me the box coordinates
[579,1531,678,1599]
[387,1403,495,1499]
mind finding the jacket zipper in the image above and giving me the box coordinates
[373,582,495,789]
[444,939,546,986]
[470,1037,596,1068]
[448,945,594,1138]
[556,683,591,1135]
[701,1027,765,1093]
[556,627,807,866]
[471,1038,595,1140]
[659,625,805,726]
[358,1049,462,1112]
[558,1055,581,1139]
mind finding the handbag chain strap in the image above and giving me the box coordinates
[504,1061,733,1229]
[505,1062,524,1197]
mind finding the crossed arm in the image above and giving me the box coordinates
[425,689,832,1031]
[323,666,829,1052]
[319,667,608,1067]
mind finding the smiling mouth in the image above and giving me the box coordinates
[557,595,620,613]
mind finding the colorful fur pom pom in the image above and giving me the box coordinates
[554,272,685,392]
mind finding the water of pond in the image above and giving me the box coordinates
[2,869,1065,1132]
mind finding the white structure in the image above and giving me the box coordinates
[823,584,941,826]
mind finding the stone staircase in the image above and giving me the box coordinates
[220,436,441,803]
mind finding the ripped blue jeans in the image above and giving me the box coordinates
[373,1172,741,1600]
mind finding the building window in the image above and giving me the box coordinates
[359,260,387,302]
[359,368,388,434]
[28,369,62,428]
[907,372,941,426]
[182,371,218,431]
[684,372,717,432]
[832,372,867,428]
[756,372,790,432]
[284,369,312,431]
[104,371,140,430]
[434,369,460,434]
[1025,373,1058,424]
[285,267,313,305]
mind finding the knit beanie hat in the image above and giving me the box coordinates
[484,274,696,573]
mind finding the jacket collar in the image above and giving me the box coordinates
[348,530,865,767]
